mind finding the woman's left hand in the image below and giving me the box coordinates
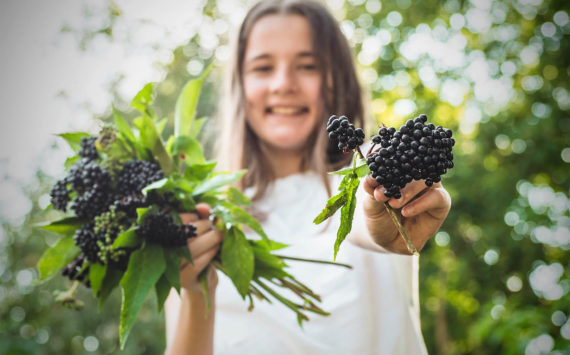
[361,174,451,254]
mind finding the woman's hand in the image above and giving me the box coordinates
[178,203,224,293]
[362,175,451,254]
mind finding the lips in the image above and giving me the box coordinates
[266,106,309,115]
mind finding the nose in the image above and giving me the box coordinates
[269,63,297,94]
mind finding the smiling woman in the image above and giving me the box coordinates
[243,14,323,173]
[164,0,451,354]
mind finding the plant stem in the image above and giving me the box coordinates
[383,202,420,256]
[274,255,352,269]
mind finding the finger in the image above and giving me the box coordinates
[373,186,390,202]
[188,229,224,257]
[401,186,451,218]
[363,175,378,196]
[388,180,430,209]
[189,245,220,275]
[195,203,211,220]
[193,219,213,235]
[179,212,199,224]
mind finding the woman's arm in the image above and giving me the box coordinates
[165,268,217,355]
[164,204,224,355]
[354,175,451,254]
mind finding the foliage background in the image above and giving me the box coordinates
[1,0,568,353]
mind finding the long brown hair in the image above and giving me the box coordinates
[216,0,365,199]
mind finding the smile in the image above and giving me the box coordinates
[266,106,309,115]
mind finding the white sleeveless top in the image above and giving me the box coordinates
[166,172,428,355]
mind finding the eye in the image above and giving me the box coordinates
[299,64,317,71]
[253,65,272,73]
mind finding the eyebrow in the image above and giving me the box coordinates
[246,51,316,63]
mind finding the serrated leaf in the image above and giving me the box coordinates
[114,108,136,142]
[227,187,251,207]
[37,236,80,280]
[164,249,181,294]
[131,82,155,114]
[112,227,140,249]
[171,135,205,166]
[133,115,174,175]
[354,161,371,178]
[221,227,254,298]
[190,117,207,138]
[157,118,168,135]
[36,217,83,237]
[136,207,153,224]
[313,191,348,225]
[155,274,171,313]
[175,64,212,137]
[329,166,357,176]
[57,132,90,152]
[64,156,80,170]
[192,170,246,196]
[214,202,269,245]
[98,266,122,310]
[89,263,107,298]
[184,161,217,181]
[333,177,360,260]
[119,244,166,349]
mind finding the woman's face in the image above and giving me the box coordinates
[242,14,323,154]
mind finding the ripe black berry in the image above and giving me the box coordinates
[135,210,197,248]
[327,115,365,152]
[366,114,455,198]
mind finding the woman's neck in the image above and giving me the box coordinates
[260,144,305,179]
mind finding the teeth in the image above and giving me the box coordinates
[270,107,305,115]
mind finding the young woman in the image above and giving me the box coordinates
[165,1,451,354]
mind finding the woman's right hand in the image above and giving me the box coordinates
[178,203,224,293]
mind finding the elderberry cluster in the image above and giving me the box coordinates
[68,159,114,219]
[118,160,164,198]
[79,136,98,161]
[367,114,455,199]
[135,210,197,248]
[73,222,104,263]
[327,115,365,151]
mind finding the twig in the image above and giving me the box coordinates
[383,202,420,256]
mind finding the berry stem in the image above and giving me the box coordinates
[383,202,420,256]
[355,146,365,160]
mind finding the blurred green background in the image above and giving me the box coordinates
[1,0,569,354]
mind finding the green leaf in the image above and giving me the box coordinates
[354,160,371,178]
[155,274,171,313]
[333,177,360,260]
[164,249,181,294]
[37,236,80,280]
[112,227,141,249]
[36,217,83,237]
[218,202,270,245]
[89,263,107,298]
[64,156,80,170]
[171,135,205,166]
[313,191,348,225]
[221,227,254,298]
[174,63,212,137]
[157,118,168,135]
[114,108,136,142]
[184,161,217,181]
[57,132,90,152]
[227,187,251,207]
[131,82,155,114]
[119,244,166,349]
[98,266,123,310]
[329,166,357,176]
[192,170,246,196]
[133,115,175,175]
[190,117,208,138]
